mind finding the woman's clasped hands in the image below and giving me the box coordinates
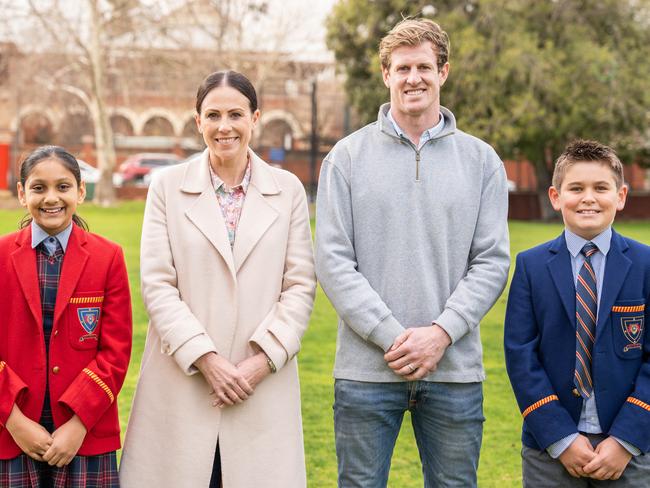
[194,351,272,408]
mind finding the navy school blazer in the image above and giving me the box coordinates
[504,229,650,452]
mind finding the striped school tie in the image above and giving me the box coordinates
[574,242,598,398]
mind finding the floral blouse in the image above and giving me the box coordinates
[209,159,252,247]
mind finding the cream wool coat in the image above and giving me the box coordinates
[119,149,316,487]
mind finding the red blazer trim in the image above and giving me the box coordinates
[627,397,650,412]
[522,395,559,418]
[83,368,114,403]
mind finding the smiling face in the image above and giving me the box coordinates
[548,161,627,240]
[195,84,260,167]
[382,41,449,128]
[17,157,86,235]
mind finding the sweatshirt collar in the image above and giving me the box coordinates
[386,109,445,142]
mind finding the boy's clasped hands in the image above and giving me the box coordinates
[559,434,633,481]
[5,403,87,467]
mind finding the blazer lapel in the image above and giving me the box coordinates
[233,152,280,273]
[11,227,42,327]
[596,231,631,339]
[54,226,89,325]
[182,150,236,279]
[547,233,576,329]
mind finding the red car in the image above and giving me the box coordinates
[118,153,182,184]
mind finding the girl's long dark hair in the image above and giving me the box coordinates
[19,145,89,231]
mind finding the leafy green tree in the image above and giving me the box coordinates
[327,0,650,217]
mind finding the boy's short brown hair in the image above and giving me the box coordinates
[379,18,449,71]
[552,139,625,190]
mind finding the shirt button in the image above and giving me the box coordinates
[53,330,58,336]
[52,366,60,374]
[572,388,580,397]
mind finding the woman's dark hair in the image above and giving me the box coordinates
[195,70,258,114]
[19,145,89,231]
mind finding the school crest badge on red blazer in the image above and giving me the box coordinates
[77,307,101,341]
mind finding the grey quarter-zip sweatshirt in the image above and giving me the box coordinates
[315,103,510,383]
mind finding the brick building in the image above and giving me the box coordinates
[1,14,648,219]
[0,36,348,195]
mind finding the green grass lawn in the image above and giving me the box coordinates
[1,202,648,487]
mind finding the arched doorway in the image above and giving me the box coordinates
[142,116,175,137]
[260,119,293,150]
[58,112,93,146]
[110,114,135,137]
[20,113,54,144]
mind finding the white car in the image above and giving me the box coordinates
[78,159,123,187]
[142,153,201,186]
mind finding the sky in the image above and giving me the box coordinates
[0,0,340,59]
[239,0,339,59]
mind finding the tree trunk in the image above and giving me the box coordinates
[88,0,116,207]
[534,145,559,221]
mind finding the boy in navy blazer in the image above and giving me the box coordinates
[505,140,650,486]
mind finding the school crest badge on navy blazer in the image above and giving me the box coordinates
[612,303,645,356]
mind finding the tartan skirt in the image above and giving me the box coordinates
[0,452,119,488]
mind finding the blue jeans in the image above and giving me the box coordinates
[334,379,484,488]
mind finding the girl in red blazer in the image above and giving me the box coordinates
[0,146,132,487]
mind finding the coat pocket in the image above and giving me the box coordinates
[67,292,104,350]
[611,300,645,359]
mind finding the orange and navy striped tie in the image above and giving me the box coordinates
[574,242,598,398]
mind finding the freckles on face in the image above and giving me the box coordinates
[18,158,85,235]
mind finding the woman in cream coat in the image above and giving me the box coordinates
[119,70,316,487]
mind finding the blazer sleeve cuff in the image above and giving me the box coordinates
[172,333,218,375]
[0,361,28,426]
[435,308,470,344]
[608,396,650,453]
[520,394,578,450]
[59,367,115,430]
[367,315,405,352]
[611,437,642,456]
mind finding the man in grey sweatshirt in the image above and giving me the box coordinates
[315,18,510,487]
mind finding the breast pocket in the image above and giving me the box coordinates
[611,300,645,359]
[67,292,104,350]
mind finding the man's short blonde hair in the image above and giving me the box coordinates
[379,18,450,70]
[553,139,625,190]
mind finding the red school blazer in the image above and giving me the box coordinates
[0,224,132,458]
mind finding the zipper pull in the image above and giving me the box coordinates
[415,151,421,181]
